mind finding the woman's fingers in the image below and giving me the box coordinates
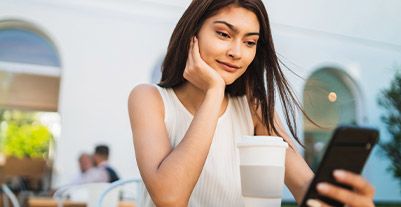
[306,198,332,207]
[189,37,194,62]
[316,182,374,207]
[192,36,202,62]
[184,37,194,80]
[317,182,357,202]
[188,37,195,63]
[192,37,210,70]
[184,36,225,91]
[333,170,375,197]
[187,37,200,69]
[186,37,200,73]
[312,170,376,207]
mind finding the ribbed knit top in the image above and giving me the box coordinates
[139,85,254,207]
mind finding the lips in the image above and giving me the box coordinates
[216,60,240,72]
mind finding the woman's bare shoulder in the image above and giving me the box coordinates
[129,83,158,96]
[128,83,164,114]
[129,83,161,99]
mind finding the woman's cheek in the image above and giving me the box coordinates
[199,42,222,64]
[245,50,257,66]
[204,42,224,56]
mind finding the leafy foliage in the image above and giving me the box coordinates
[0,110,52,158]
[378,72,401,193]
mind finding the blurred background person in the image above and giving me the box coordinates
[93,145,120,182]
[78,153,94,173]
[70,152,108,184]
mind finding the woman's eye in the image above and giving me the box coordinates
[216,31,230,39]
[245,41,257,47]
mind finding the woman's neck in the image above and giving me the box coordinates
[173,82,228,116]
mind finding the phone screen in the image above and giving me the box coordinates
[300,126,379,207]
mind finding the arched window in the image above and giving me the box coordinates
[0,28,60,67]
[0,21,61,111]
[303,68,360,170]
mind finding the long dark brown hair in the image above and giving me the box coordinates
[159,0,308,145]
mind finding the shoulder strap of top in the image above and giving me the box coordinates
[154,85,173,121]
[154,85,177,134]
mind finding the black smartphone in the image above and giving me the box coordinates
[300,126,379,207]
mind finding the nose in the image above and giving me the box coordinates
[227,41,242,60]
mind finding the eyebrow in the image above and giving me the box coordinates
[213,20,260,37]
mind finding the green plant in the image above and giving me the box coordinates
[0,110,52,158]
[378,72,401,194]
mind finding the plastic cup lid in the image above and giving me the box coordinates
[237,136,288,148]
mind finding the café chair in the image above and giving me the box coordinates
[1,184,20,207]
[97,178,143,207]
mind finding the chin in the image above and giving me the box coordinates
[215,69,241,86]
[224,78,235,85]
[218,73,235,85]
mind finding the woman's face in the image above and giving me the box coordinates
[197,5,260,85]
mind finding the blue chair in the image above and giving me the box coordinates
[96,178,143,207]
[1,184,20,207]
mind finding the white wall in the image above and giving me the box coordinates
[0,0,185,186]
[264,0,401,201]
[1,0,400,202]
[272,24,401,201]
[265,0,401,46]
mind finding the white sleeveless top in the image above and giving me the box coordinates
[139,85,254,207]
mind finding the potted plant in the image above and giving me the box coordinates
[0,110,53,191]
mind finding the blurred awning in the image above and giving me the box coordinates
[0,70,60,112]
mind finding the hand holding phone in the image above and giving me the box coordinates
[300,126,379,207]
[307,169,376,207]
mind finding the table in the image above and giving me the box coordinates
[28,198,86,207]
[27,197,136,207]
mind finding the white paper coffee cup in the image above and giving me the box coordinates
[237,136,288,207]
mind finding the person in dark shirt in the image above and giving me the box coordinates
[93,145,120,182]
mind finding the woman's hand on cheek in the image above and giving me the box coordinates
[183,37,225,92]
[307,170,375,207]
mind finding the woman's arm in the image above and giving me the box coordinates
[128,85,223,206]
[128,38,226,207]
[251,107,376,206]
[251,108,313,204]
[270,117,314,203]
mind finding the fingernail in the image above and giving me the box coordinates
[306,199,321,207]
[317,183,330,193]
[334,169,346,179]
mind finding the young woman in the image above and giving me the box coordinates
[128,0,375,206]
